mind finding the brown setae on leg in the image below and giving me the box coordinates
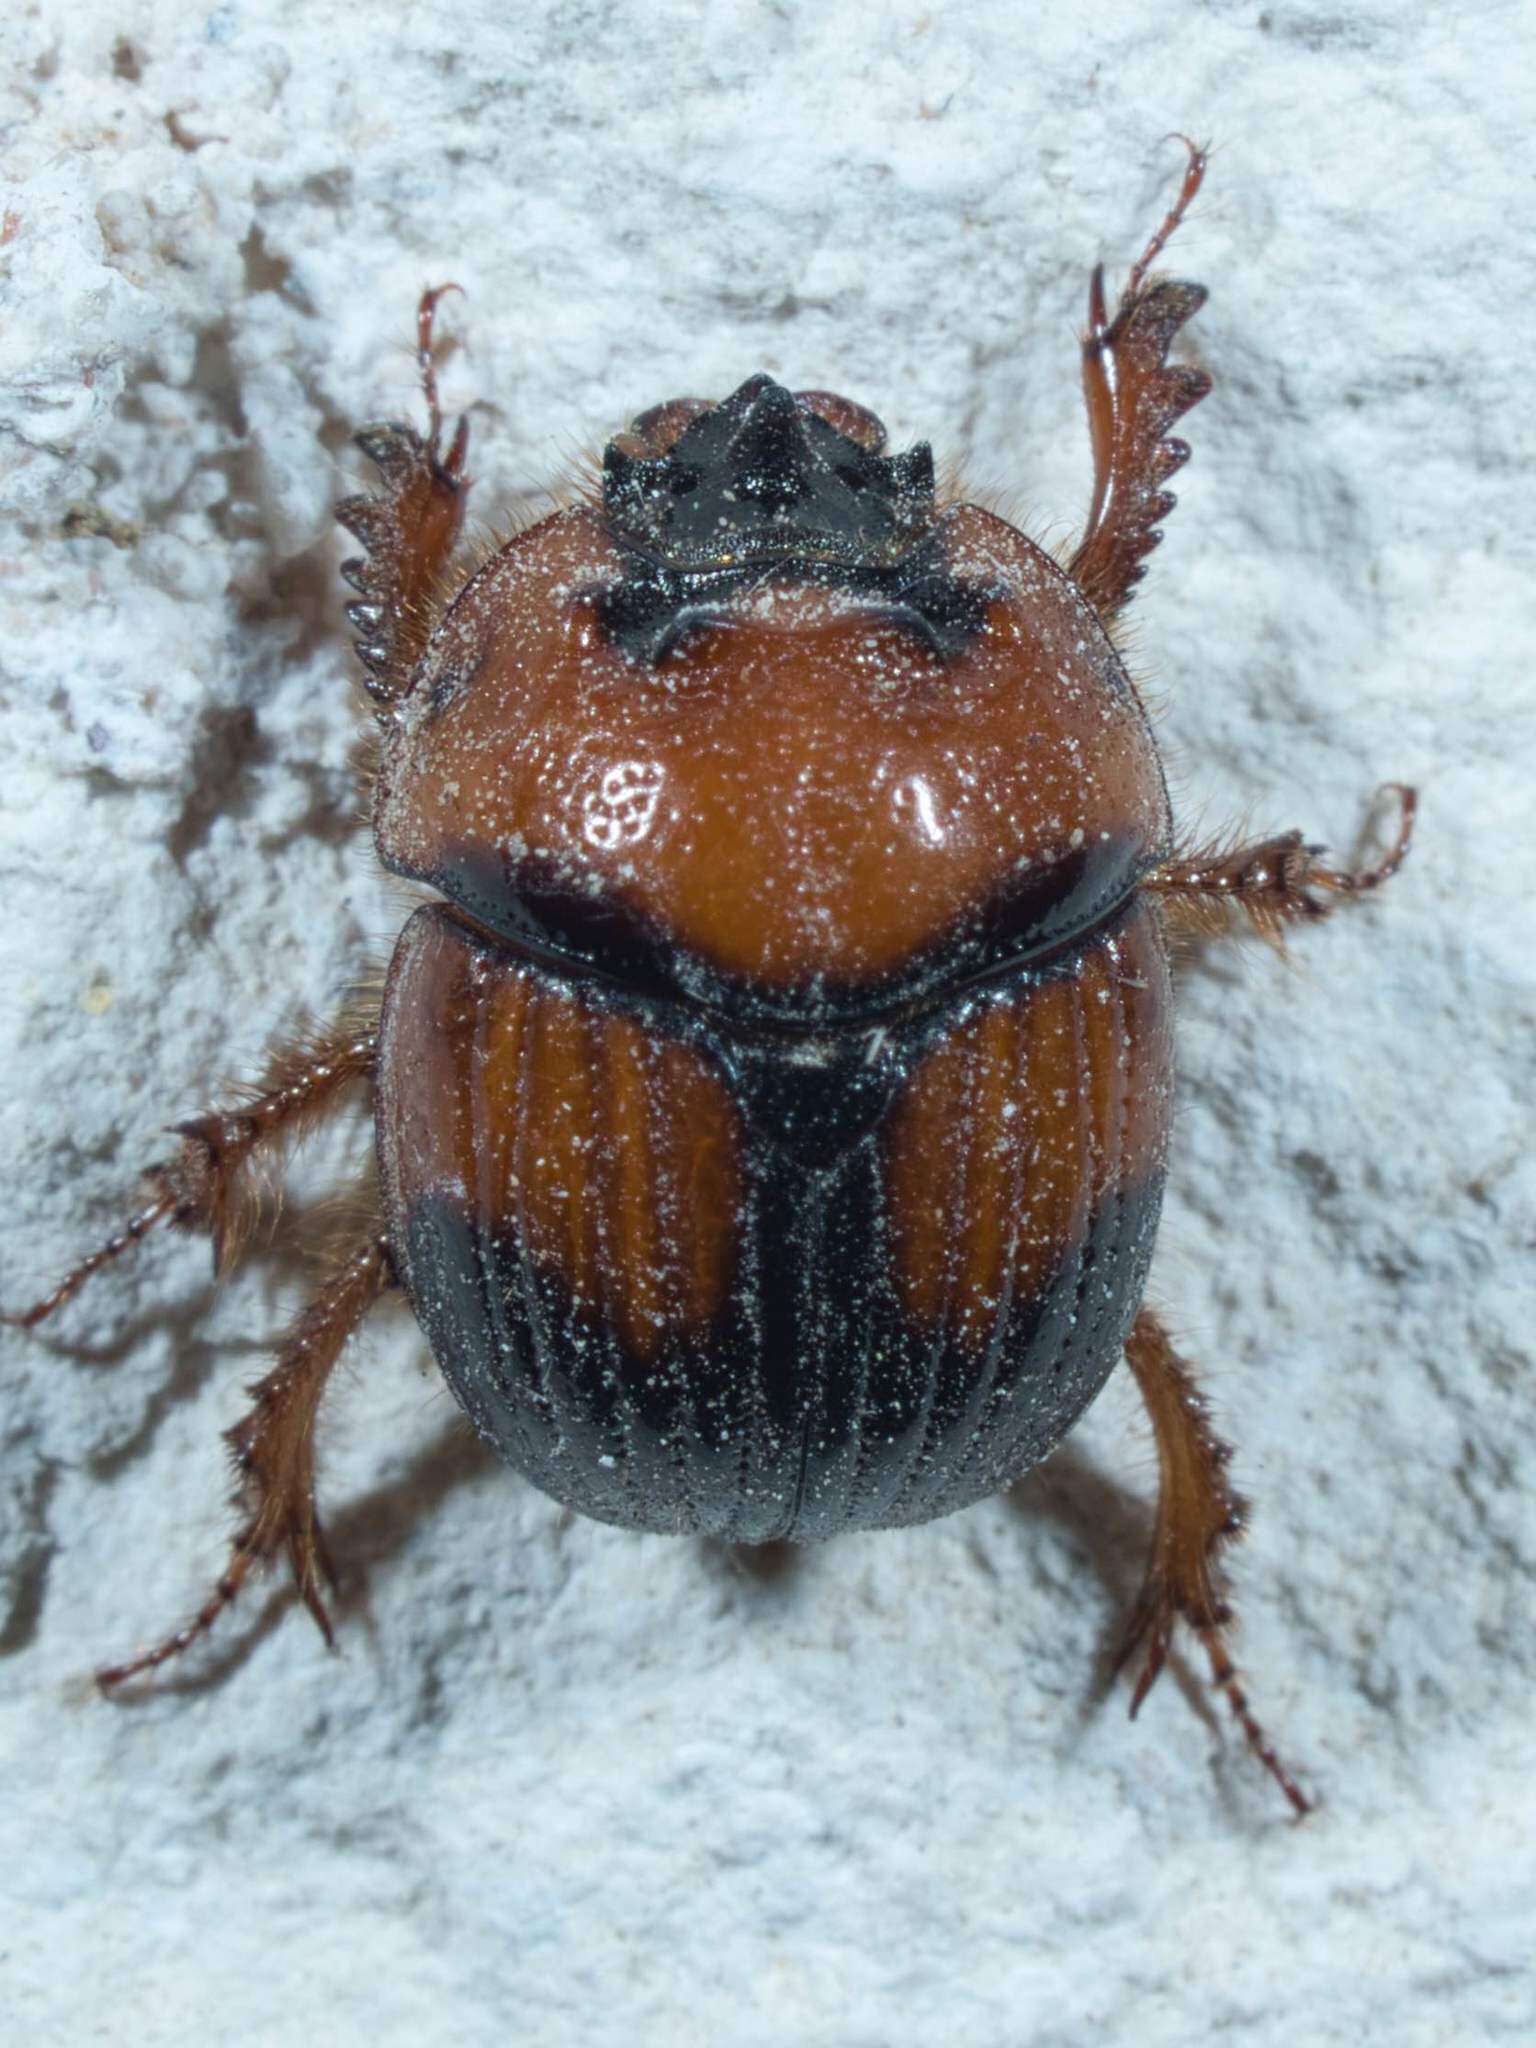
[97,1231,395,1689]
[1119,1307,1312,1818]
[1145,783,1415,944]
[3,1013,378,1329]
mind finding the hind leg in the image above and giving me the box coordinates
[98,1230,395,1688]
[1119,1307,1311,1818]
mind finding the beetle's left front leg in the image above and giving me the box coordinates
[1119,1307,1311,1817]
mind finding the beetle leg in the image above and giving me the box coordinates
[3,1013,378,1328]
[1069,137,1212,621]
[337,283,472,712]
[1145,783,1416,943]
[1118,1307,1311,1818]
[97,1232,395,1689]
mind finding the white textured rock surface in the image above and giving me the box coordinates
[2,4,1532,2043]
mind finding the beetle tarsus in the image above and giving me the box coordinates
[2,1191,177,1329]
[416,281,466,455]
[1306,781,1417,898]
[1124,134,1210,302]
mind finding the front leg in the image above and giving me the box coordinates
[1069,138,1212,620]
[337,284,473,710]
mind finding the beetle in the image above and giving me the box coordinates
[8,143,1412,1815]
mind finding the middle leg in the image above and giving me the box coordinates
[5,1007,379,1329]
[1144,783,1415,944]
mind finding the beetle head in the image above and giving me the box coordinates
[601,374,935,571]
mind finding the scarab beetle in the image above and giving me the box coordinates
[9,145,1413,1815]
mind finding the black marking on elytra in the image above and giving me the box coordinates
[400,1149,1163,1545]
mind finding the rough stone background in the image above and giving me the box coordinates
[1,4,1531,2043]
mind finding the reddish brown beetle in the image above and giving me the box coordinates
[9,144,1413,1814]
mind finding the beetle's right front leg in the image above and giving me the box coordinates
[4,1009,378,1328]
[1069,138,1212,622]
